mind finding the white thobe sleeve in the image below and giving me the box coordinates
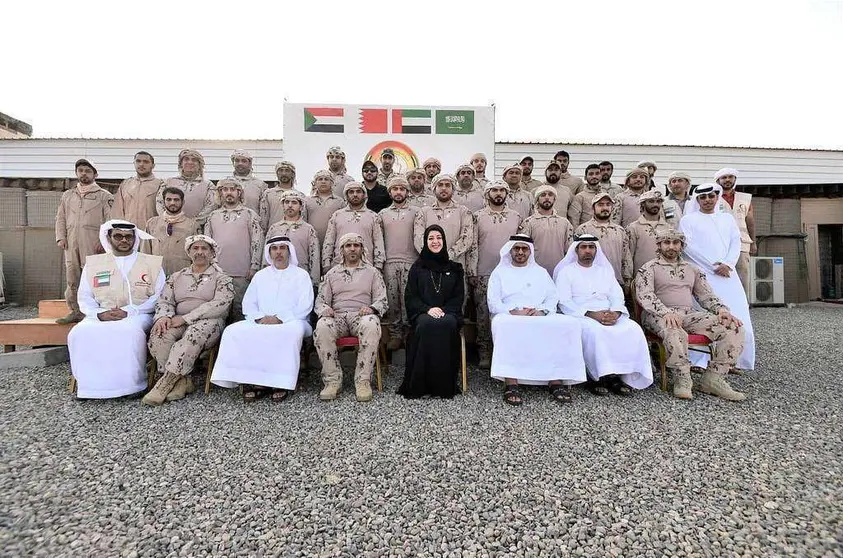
[538,276,560,315]
[275,273,315,323]
[606,272,629,315]
[122,269,166,317]
[555,269,586,316]
[487,270,509,316]
[77,265,104,319]
[242,274,264,322]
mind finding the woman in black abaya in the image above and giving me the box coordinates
[398,224,465,399]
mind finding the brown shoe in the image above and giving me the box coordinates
[55,312,84,324]
[165,376,195,401]
[142,373,180,406]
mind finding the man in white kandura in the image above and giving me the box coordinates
[488,234,586,406]
[554,234,653,396]
[679,183,755,372]
[68,220,165,399]
[211,236,314,402]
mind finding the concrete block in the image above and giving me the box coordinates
[0,346,69,369]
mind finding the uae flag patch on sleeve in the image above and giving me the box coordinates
[93,271,111,288]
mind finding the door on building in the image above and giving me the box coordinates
[818,224,843,299]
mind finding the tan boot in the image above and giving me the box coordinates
[165,376,195,401]
[672,369,693,400]
[55,311,84,324]
[697,371,746,402]
[355,381,373,402]
[142,373,180,406]
[319,382,341,401]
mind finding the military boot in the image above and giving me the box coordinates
[672,368,693,400]
[142,373,180,406]
[355,381,373,402]
[166,375,195,401]
[697,371,746,402]
[319,382,341,401]
[56,311,84,324]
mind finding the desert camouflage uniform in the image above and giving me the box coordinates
[576,220,633,287]
[322,208,385,270]
[379,204,420,341]
[627,216,673,273]
[148,263,234,376]
[313,264,388,388]
[635,256,745,375]
[266,219,321,286]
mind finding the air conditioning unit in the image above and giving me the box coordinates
[749,256,784,306]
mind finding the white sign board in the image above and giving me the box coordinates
[282,103,495,191]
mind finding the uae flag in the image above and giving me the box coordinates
[359,108,433,134]
[391,109,431,134]
[304,107,344,133]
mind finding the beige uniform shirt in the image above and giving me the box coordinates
[518,212,574,277]
[315,264,388,316]
[145,216,197,276]
[55,186,113,257]
[204,206,263,277]
[453,185,486,213]
[635,257,727,317]
[304,194,345,248]
[576,220,633,284]
[330,172,354,198]
[413,201,474,266]
[522,178,544,192]
[506,187,534,220]
[611,189,646,228]
[266,219,321,285]
[558,174,585,196]
[626,216,673,273]
[379,204,420,265]
[111,175,163,229]
[468,207,522,277]
[322,208,386,270]
[568,185,611,228]
[153,263,234,323]
[408,191,436,209]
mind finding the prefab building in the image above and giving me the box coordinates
[0,138,841,304]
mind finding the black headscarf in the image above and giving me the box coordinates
[418,224,452,272]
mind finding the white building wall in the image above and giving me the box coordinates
[0,139,284,181]
[1,138,842,186]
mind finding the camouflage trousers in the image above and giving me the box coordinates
[383,261,412,340]
[148,318,224,376]
[642,307,745,375]
[230,276,250,322]
[474,275,492,360]
[64,260,82,314]
[313,312,381,386]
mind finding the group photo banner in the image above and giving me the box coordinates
[282,103,496,191]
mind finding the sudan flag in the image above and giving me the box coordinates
[392,109,432,134]
[304,107,344,133]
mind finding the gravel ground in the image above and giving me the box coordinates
[0,306,841,557]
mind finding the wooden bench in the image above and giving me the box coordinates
[0,300,73,352]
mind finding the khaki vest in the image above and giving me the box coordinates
[723,192,752,252]
[86,252,163,309]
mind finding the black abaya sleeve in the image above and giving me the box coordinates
[404,262,431,323]
[442,263,465,322]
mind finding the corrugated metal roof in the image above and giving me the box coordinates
[4,136,842,153]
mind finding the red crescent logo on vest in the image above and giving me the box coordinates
[141,273,149,282]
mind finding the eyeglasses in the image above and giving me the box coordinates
[697,193,718,200]
[111,233,135,242]
[362,168,378,173]
[166,223,173,236]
